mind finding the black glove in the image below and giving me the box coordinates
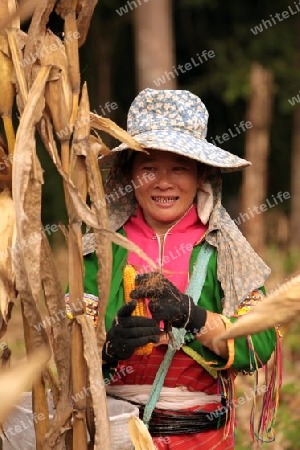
[130,272,207,335]
[102,300,160,366]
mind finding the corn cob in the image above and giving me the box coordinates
[123,264,153,355]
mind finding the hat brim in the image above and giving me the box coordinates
[99,129,251,172]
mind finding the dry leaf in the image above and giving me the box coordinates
[0,0,41,30]
[40,116,157,269]
[0,345,51,424]
[76,314,111,450]
[90,114,147,152]
[41,30,72,141]
[0,190,16,322]
[6,28,29,108]
[22,0,56,86]
[80,84,112,351]
[40,234,72,450]
[12,66,51,303]
[214,275,300,345]
[128,416,156,450]
[76,0,99,47]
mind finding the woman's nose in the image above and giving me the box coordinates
[153,170,173,188]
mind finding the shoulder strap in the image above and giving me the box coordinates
[142,241,214,427]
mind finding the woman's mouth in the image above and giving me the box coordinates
[152,196,179,204]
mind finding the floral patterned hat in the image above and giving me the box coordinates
[106,88,251,172]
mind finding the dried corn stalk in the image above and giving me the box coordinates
[0,3,158,450]
[56,0,80,129]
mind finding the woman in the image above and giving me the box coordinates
[67,89,280,449]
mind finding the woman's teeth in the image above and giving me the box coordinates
[153,197,177,203]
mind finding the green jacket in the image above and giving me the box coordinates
[83,230,277,372]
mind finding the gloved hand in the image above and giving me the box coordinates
[102,300,160,366]
[130,272,207,335]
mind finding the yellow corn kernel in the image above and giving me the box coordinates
[123,265,153,356]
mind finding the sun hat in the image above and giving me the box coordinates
[102,88,251,172]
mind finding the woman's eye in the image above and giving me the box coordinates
[142,166,156,171]
[173,166,187,171]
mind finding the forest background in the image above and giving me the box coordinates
[2,0,300,448]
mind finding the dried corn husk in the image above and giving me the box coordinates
[214,275,300,345]
[0,345,51,424]
[0,0,40,30]
[76,314,111,450]
[0,32,16,156]
[6,28,29,109]
[0,189,16,333]
[0,135,12,188]
[56,0,98,48]
[0,0,41,29]
[90,113,147,152]
[7,0,19,28]
[22,0,57,88]
[41,234,72,450]
[40,30,72,143]
[128,416,156,450]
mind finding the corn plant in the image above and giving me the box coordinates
[0,1,154,449]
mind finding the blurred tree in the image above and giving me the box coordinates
[290,15,300,249]
[241,64,274,255]
[134,0,176,90]
[174,0,297,252]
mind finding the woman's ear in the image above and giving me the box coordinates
[197,182,214,225]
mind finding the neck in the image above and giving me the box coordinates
[142,205,194,236]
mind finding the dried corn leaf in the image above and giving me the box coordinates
[7,0,19,29]
[12,66,51,302]
[214,275,300,343]
[0,0,10,24]
[76,314,110,450]
[40,233,72,449]
[22,0,56,85]
[55,0,78,17]
[128,416,156,450]
[19,266,50,449]
[64,10,80,128]
[82,82,112,352]
[89,134,111,156]
[55,0,97,41]
[0,345,51,424]
[0,190,16,321]
[40,30,72,140]
[90,114,146,152]
[0,0,40,30]
[6,28,28,107]
[72,81,90,157]
[40,117,156,268]
[66,0,98,48]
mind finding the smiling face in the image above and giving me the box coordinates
[131,149,200,234]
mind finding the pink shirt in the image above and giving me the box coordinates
[123,204,207,293]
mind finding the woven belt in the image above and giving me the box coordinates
[107,394,227,436]
[141,405,227,436]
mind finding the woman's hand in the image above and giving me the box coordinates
[130,272,207,334]
[102,300,160,365]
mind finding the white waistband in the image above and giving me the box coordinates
[106,384,221,410]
